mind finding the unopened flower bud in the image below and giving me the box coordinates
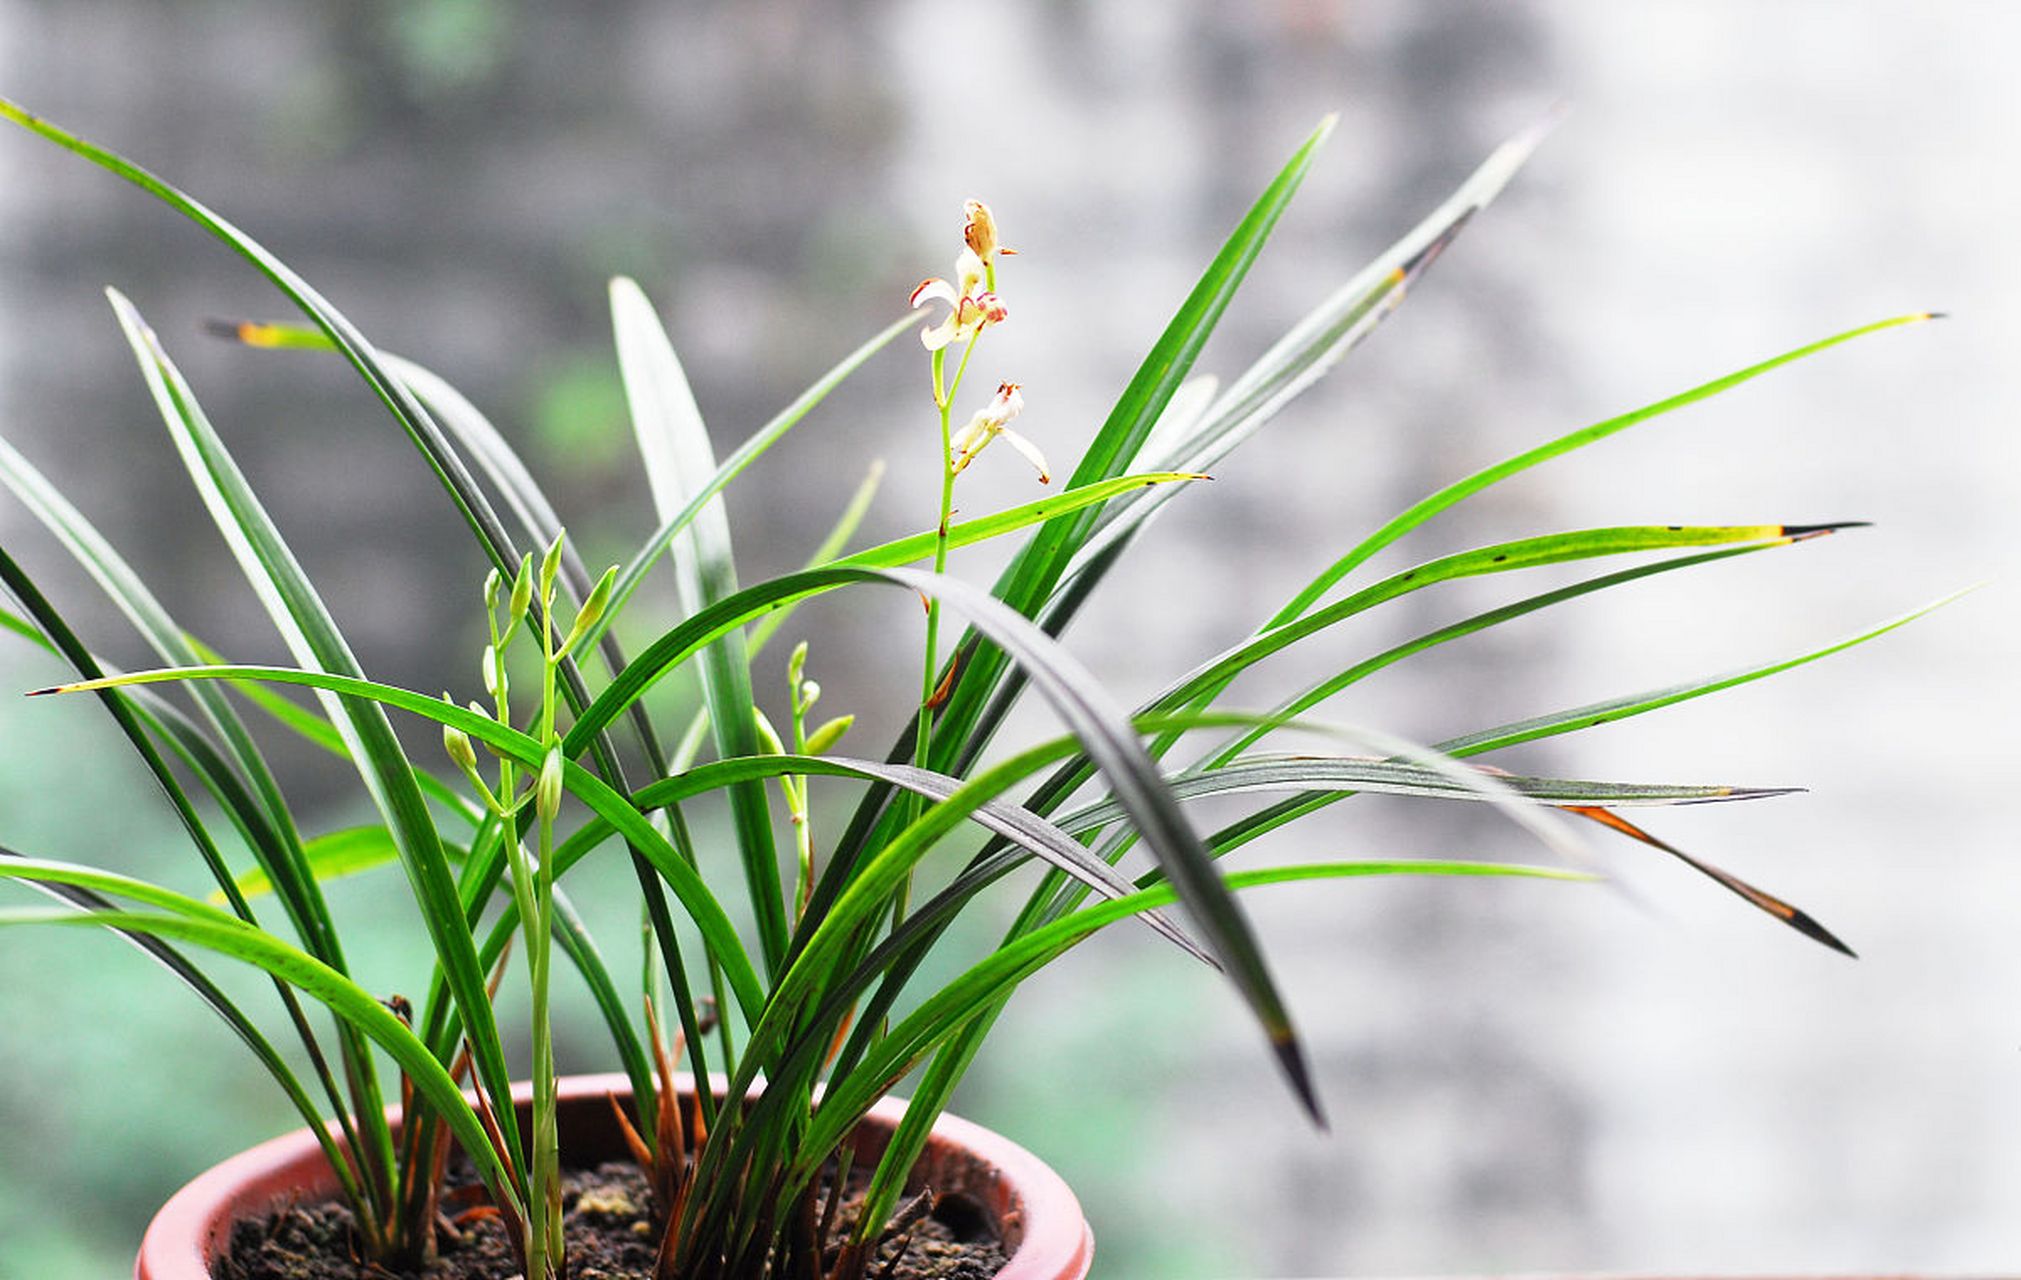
[803,714,853,757]
[540,532,565,612]
[560,565,619,659]
[483,568,502,612]
[508,553,534,625]
[442,695,479,773]
[752,708,785,755]
[799,679,821,709]
[536,746,565,824]
[962,199,1004,263]
[480,645,501,699]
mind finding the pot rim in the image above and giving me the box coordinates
[134,1071,1092,1280]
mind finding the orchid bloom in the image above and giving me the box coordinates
[951,382,1048,483]
[910,246,1007,351]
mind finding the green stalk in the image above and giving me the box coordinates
[912,334,981,921]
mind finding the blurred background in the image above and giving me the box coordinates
[1,2,2016,1277]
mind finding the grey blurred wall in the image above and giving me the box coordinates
[1,3,2015,1278]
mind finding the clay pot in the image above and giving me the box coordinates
[133,1072,1093,1280]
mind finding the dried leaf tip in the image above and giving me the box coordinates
[1270,1030,1328,1130]
[1787,908,1859,959]
[1779,520,1872,540]
[25,675,101,696]
[202,317,298,348]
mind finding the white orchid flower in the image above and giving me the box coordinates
[910,246,1007,351]
[951,382,1048,483]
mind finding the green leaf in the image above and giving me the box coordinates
[915,113,1342,798]
[0,99,524,581]
[1150,525,1841,752]
[1054,757,1792,836]
[799,858,1589,1183]
[826,473,1207,570]
[996,114,1336,613]
[611,275,786,978]
[0,545,394,1208]
[747,460,884,655]
[581,316,911,657]
[650,754,1206,962]
[609,560,1324,1118]
[0,433,344,960]
[0,848,370,1214]
[1275,313,1940,623]
[102,290,525,1182]
[1434,589,1972,759]
[1074,118,1552,576]
[223,826,472,902]
[38,661,765,1022]
[183,635,482,827]
[0,904,520,1217]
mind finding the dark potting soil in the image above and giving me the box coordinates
[215,1161,1006,1280]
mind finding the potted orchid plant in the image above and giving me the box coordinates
[0,94,1948,1280]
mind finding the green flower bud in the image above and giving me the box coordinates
[799,679,821,710]
[752,708,785,756]
[508,553,534,626]
[480,645,504,700]
[803,714,853,757]
[559,565,619,660]
[482,567,502,612]
[539,532,565,612]
[441,694,479,773]
[536,746,565,824]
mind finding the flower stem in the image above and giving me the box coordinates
[910,334,979,918]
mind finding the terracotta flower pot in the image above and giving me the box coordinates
[133,1072,1093,1280]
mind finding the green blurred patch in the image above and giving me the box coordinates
[386,0,515,94]
[525,349,633,475]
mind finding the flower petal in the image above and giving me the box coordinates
[955,248,986,297]
[910,277,958,309]
[919,315,959,350]
[997,426,1050,485]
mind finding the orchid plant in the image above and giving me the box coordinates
[0,96,1947,1280]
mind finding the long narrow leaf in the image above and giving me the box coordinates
[0,850,368,1212]
[611,275,786,977]
[1274,313,1939,623]
[1073,119,1551,577]
[1434,589,1971,759]
[0,905,519,1216]
[103,291,525,1180]
[35,662,766,1021]
[798,858,1589,1186]
[1055,758,1791,835]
